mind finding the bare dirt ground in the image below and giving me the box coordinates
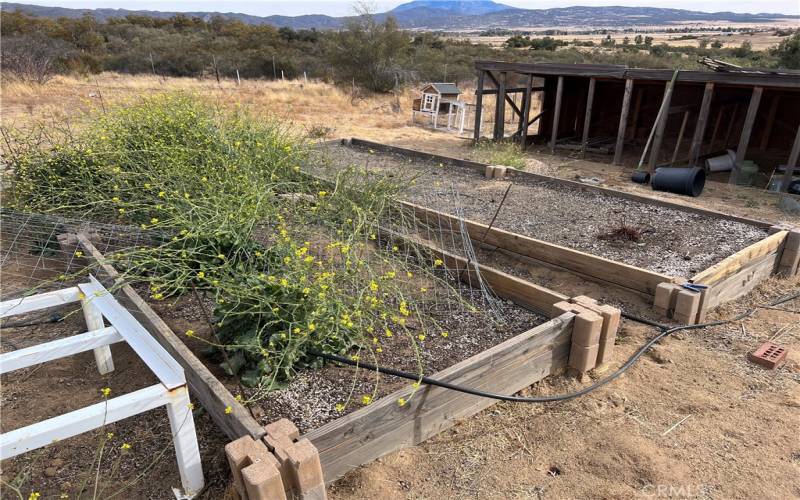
[2,75,799,499]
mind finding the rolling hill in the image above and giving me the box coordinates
[1,1,795,30]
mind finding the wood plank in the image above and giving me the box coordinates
[759,94,779,151]
[613,79,633,165]
[75,233,264,441]
[708,106,724,154]
[580,77,596,157]
[689,82,714,167]
[79,277,186,390]
[670,111,690,166]
[0,287,82,318]
[0,326,122,374]
[730,86,763,185]
[781,125,800,192]
[403,201,673,295]
[520,74,534,147]
[473,70,484,142]
[550,76,564,152]
[342,138,772,228]
[303,313,574,484]
[629,87,643,140]
[485,70,522,118]
[494,71,507,140]
[648,81,674,172]
[690,230,786,285]
[701,249,781,311]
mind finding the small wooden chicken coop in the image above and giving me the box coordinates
[412,82,467,133]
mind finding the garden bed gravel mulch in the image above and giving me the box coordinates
[313,143,767,278]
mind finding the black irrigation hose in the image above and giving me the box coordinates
[310,290,800,403]
[0,313,63,329]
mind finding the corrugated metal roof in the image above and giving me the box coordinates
[424,83,461,95]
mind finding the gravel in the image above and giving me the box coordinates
[313,143,767,278]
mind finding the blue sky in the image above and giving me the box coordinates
[13,0,800,16]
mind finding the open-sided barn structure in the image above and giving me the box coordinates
[472,61,800,192]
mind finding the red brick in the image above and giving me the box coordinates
[242,460,287,500]
[571,296,621,364]
[265,418,299,441]
[286,439,326,500]
[569,343,599,373]
[749,341,788,369]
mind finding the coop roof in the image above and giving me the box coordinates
[423,83,462,95]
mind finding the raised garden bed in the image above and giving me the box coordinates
[312,139,799,325]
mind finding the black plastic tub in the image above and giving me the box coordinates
[631,171,650,184]
[651,167,706,197]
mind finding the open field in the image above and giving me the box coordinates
[2,74,799,499]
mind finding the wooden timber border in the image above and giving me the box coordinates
[346,137,772,229]
[340,138,799,324]
[69,228,616,487]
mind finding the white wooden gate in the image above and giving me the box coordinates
[0,275,204,498]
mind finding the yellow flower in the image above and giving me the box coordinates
[201,176,208,182]
[101,387,111,397]
[111,196,120,202]
[28,493,40,500]
[434,259,443,267]
[418,334,426,341]
[217,254,226,260]
[118,208,125,214]
[255,251,263,257]
[74,251,83,257]
[120,443,132,450]
[406,271,413,278]
[385,328,393,338]
[412,382,420,389]
[150,217,159,224]
[187,402,195,410]
[369,280,379,292]
[318,191,327,197]
[224,405,233,414]
[144,183,151,189]
[385,271,396,279]
[361,395,372,405]
[107,432,114,439]
[397,398,407,407]
[158,191,166,197]
[197,271,205,279]
[308,323,316,332]
[184,192,191,199]
[441,331,449,338]
[335,403,345,412]
[185,329,195,337]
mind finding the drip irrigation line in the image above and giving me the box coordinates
[0,313,64,329]
[311,290,800,404]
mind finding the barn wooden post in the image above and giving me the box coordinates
[613,78,633,165]
[520,73,534,148]
[760,94,780,151]
[689,82,714,167]
[550,76,564,153]
[494,72,507,140]
[648,80,674,172]
[730,86,763,185]
[580,77,596,157]
[474,70,485,142]
[780,124,800,192]
[670,110,690,165]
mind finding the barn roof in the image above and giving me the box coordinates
[424,83,462,95]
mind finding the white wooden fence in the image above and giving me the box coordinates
[0,275,204,498]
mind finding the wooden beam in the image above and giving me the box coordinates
[628,87,643,140]
[759,94,779,151]
[303,313,574,485]
[520,74,534,147]
[647,81,674,172]
[402,201,674,295]
[75,233,265,441]
[493,71,507,140]
[473,70,484,142]
[690,230,787,285]
[485,70,522,118]
[613,78,633,165]
[781,124,800,192]
[480,86,544,95]
[723,102,739,148]
[550,76,564,152]
[688,82,714,167]
[730,86,763,185]
[670,110,690,166]
[708,106,724,155]
[580,77,596,157]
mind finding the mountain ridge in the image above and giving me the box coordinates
[2,1,796,30]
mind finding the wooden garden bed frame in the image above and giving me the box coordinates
[70,228,611,486]
[342,138,800,324]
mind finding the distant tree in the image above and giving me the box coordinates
[773,33,800,69]
[634,34,644,45]
[732,40,753,58]
[0,34,71,83]
[644,36,654,47]
[711,40,724,49]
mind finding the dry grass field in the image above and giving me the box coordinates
[2,74,799,499]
